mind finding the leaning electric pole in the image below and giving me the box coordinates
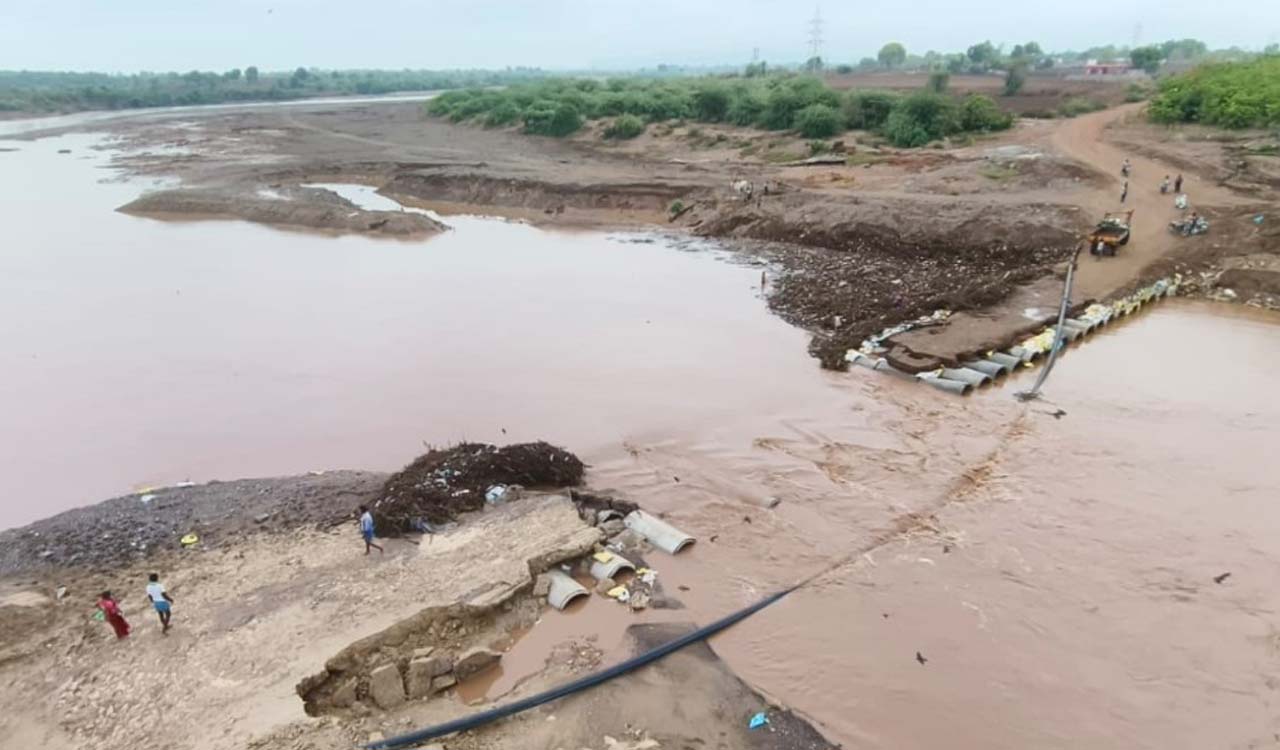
[807,7,824,71]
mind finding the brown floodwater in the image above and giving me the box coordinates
[6,117,1280,750]
[588,299,1280,749]
[0,133,841,529]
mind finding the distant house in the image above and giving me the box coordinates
[1084,59,1132,76]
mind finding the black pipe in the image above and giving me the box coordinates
[365,586,795,750]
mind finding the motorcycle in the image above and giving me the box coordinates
[1169,216,1209,236]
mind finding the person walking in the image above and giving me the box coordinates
[359,505,384,555]
[1174,173,1183,193]
[1121,158,1131,177]
[1160,175,1171,194]
[1120,180,1129,204]
[146,573,175,634]
[96,591,131,640]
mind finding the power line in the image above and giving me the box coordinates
[807,6,824,63]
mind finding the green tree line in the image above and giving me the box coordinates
[0,68,550,114]
[425,76,1012,147]
[1149,55,1280,128]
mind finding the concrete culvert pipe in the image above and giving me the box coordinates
[589,552,635,581]
[918,375,973,395]
[623,511,695,554]
[1010,346,1041,363]
[1055,325,1083,343]
[962,360,1007,379]
[987,352,1022,371]
[1064,318,1095,334]
[545,570,589,611]
[941,367,992,387]
[871,360,919,381]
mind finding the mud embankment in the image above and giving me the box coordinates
[684,194,1084,367]
[382,170,688,218]
[119,185,448,238]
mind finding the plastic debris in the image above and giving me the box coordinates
[180,533,199,547]
[139,494,156,505]
[748,712,769,730]
[593,550,615,563]
[484,485,508,505]
[606,586,630,602]
[853,308,952,356]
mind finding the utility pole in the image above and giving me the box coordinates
[807,6,824,71]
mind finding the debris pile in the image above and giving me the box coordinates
[373,442,585,532]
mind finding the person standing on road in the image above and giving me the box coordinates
[1121,158,1131,177]
[359,505,384,555]
[1120,180,1129,203]
[1160,175,1171,194]
[1174,173,1183,193]
[96,591,131,640]
[145,573,174,634]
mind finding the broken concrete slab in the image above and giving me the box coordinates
[454,646,501,680]
[406,655,453,698]
[367,664,406,710]
[330,678,357,708]
[430,674,456,693]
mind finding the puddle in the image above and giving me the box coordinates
[455,571,679,705]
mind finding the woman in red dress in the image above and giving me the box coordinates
[97,591,130,639]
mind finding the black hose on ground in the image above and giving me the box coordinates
[364,585,796,750]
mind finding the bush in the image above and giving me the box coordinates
[603,114,645,139]
[898,92,960,136]
[1004,65,1028,96]
[794,103,842,137]
[483,101,520,127]
[926,71,950,94]
[959,94,1013,131]
[883,110,932,147]
[691,84,731,122]
[726,88,767,126]
[1150,57,1280,128]
[523,103,583,137]
[844,90,899,129]
[1057,97,1104,117]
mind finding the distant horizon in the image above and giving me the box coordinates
[3,0,1277,73]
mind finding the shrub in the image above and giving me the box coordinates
[691,84,731,122]
[726,88,768,126]
[794,103,842,137]
[1004,64,1028,96]
[883,110,931,147]
[959,94,1013,131]
[926,71,950,93]
[523,103,583,137]
[1149,57,1280,128]
[483,101,520,127]
[844,90,899,129]
[1057,97,1104,117]
[603,114,646,139]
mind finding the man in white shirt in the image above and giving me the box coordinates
[146,572,174,633]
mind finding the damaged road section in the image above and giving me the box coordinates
[296,493,601,716]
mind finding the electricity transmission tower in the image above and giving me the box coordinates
[807,7,824,71]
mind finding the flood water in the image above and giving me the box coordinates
[0,133,840,528]
[5,118,1280,750]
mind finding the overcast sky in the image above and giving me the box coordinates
[3,0,1278,72]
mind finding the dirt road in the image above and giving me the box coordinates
[1050,103,1242,299]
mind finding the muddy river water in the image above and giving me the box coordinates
[5,120,1280,749]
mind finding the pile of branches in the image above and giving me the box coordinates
[371,442,585,533]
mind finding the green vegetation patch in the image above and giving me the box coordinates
[1149,56,1280,129]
